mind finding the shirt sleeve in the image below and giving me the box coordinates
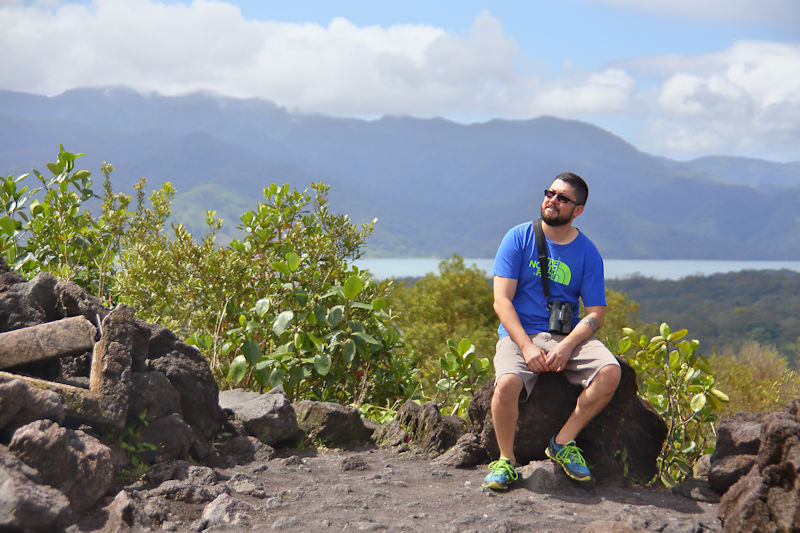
[580,241,606,307]
[492,225,523,280]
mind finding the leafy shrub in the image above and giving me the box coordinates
[616,322,728,487]
[3,147,422,413]
[388,255,497,398]
[434,337,492,417]
[709,341,800,417]
[0,146,128,297]
[114,180,420,408]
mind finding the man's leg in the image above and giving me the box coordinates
[491,373,524,463]
[483,373,524,490]
[546,363,621,481]
[555,364,621,444]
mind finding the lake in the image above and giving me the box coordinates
[353,258,800,281]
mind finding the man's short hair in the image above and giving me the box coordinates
[555,172,588,205]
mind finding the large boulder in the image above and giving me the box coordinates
[128,371,183,422]
[219,387,301,447]
[54,279,109,327]
[0,447,72,532]
[8,419,115,513]
[294,400,374,448]
[708,411,762,493]
[145,324,225,440]
[715,401,800,531]
[136,413,198,464]
[375,400,466,455]
[0,379,65,433]
[0,272,61,332]
[468,357,666,484]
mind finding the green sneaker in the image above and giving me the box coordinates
[545,437,592,482]
[482,458,518,490]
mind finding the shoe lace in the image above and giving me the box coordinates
[555,441,587,467]
[488,459,518,481]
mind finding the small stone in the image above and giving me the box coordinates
[341,455,369,471]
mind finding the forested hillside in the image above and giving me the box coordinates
[607,269,800,361]
[3,88,800,259]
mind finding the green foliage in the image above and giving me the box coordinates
[114,180,420,408]
[113,177,241,341]
[388,255,496,398]
[709,341,800,417]
[3,147,425,413]
[435,337,492,417]
[616,322,728,487]
[608,271,800,362]
[358,402,401,425]
[594,288,651,348]
[106,411,158,481]
[0,146,129,296]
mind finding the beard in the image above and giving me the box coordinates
[541,205,573,226]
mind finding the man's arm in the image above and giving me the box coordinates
[493,275,549,373]
[545,305,606,372]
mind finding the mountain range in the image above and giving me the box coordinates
[1,87,799,259]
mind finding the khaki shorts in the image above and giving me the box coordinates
[493,333,619,401]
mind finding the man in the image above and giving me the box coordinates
[482,172,621,490]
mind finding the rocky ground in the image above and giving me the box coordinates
[73,444,722,532]
[0,266,772,532]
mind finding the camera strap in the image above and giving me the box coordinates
[534,218,552,307]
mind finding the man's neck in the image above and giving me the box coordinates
[542,221,579,245]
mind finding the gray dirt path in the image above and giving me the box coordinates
[190,446,722,532]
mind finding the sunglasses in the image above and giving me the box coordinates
[544,189,582,205]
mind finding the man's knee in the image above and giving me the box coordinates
[603,363,621,383]
[493,374,523,402]
[595,364,621,394]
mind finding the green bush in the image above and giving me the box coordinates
[434,337,491,417]
[3,147,422,413]
[113,180,422,407]
[388,255,497,399]
[709,341,800,417]
[0,146,128,298]
[615,322,728,487]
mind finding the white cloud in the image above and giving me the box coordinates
[531,69,636,115]
[0,1,799,159]
[625,41,800,159]
[0,2,635,118]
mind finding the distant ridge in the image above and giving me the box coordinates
[1,87,799,259]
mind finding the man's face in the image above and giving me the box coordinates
[540,179,583,226]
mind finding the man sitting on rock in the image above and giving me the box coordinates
[482,172,621,490]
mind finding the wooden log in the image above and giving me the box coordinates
[0,317,97,370]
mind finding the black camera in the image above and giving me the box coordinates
[548,300,574,335]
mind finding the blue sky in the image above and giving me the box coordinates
[1,0,799,161]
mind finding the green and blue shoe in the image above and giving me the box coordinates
[545,437,592,482]
[482,458,518,490]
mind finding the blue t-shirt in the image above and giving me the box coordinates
[491,221,606,338]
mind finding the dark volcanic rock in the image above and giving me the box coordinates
[714,400,800,531]
[0,447,71,532]
[469,357,665,484]
[219,387,301,447]
[377,400,466,455]
[9,419,114,513]
[294,400,374,448]
[0,379,65,433]
[0,268,225,529]
[147,338,224,440]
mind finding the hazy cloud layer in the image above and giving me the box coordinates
[1,0,798,160]
[592,0,800,29]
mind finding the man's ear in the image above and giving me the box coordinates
[572,205,585,220]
